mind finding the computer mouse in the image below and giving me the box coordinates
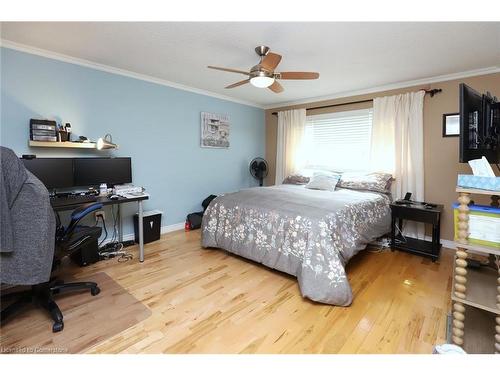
[110,195,120,200]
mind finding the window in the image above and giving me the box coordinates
[303,108,373,172]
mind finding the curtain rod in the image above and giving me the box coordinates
[271,88,442,116]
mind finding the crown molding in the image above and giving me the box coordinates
[264,65,500,110]
[0,39,264,109]
[3,39,499,112]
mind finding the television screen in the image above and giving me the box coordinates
[459,83,499,163]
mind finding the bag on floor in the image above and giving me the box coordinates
[186,211,203,230]
[186,195,218,230]
[202,195,217,211]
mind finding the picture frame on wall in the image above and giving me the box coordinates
[442,113,459,137]
[200,112,230,148]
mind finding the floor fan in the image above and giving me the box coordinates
[249,157,269,187]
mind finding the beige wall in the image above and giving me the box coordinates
[265,72,500,241]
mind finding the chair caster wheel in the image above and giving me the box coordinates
[51,280,64,294]
[91,286,100,296]
[53,321,64,333]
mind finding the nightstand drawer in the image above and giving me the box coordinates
[390,205,441,224]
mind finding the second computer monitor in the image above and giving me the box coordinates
[74,157,132,186]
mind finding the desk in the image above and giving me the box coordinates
[51,195,149,262]
[390,201,443,261]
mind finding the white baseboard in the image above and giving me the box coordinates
[102,221,185,245]
[424,235,455,250]
[102,223,456,250]
[440,239,455,250]
[161,222,186,234]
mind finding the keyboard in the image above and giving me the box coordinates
[50,194,98,207]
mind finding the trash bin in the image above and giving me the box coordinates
[134,210,162,244]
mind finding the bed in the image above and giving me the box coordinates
[201,183,391,306]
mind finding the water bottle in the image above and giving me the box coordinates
[99,183,108,196]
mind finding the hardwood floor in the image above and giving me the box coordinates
[1,230,453,353]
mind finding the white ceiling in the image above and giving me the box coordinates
[2,22,500,108]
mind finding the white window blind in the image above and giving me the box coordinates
[304,108,373,172]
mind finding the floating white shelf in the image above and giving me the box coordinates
[29,140,97,149]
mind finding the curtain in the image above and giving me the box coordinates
[275,108,307,185]
[370,91,425,237]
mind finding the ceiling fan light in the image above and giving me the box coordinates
[250,76,274,88]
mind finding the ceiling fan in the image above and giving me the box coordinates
[207,46,320,93]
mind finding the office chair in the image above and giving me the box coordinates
[1,202,103,333]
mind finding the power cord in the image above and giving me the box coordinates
[368,237,391,253]
[96,209,133,262]
[394,222,407,244]
[96,214,108,246]
[105,205,118,244]
[111,205,118,243]
[99,241,133,262]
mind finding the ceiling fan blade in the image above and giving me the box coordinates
[268,81,284,93]
[225,79,250,89]
[207,66,250,76]
[260,52,282,71]
[278,72,320,80]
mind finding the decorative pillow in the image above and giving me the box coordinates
[305,173,341,191]
[282,174,310,185]
[338,172,393,193]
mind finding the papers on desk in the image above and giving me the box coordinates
[119,192,150,199]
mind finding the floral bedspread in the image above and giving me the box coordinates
[201,184,391,305]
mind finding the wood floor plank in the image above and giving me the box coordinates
[0,230,454,354]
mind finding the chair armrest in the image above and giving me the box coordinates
[71,202,104,221]
[59,202,104,243]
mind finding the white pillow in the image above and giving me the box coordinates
[305,173,341,191]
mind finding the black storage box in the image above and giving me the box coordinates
[133,210,162,244]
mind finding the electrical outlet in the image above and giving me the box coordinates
[95,210,105,220]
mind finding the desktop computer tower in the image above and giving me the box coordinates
[70,237,100,266]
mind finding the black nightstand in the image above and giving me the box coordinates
[390,201,444,261]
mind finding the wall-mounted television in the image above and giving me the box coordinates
[459,83,500,163]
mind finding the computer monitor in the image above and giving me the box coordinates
[74,157,132,186]
[22,158,74,189]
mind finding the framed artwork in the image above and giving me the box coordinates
[201,112,230,148]
[442,113,459,137]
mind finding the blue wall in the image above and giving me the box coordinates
[0,47,265,237]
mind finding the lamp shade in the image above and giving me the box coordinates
[96,134,118,150]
